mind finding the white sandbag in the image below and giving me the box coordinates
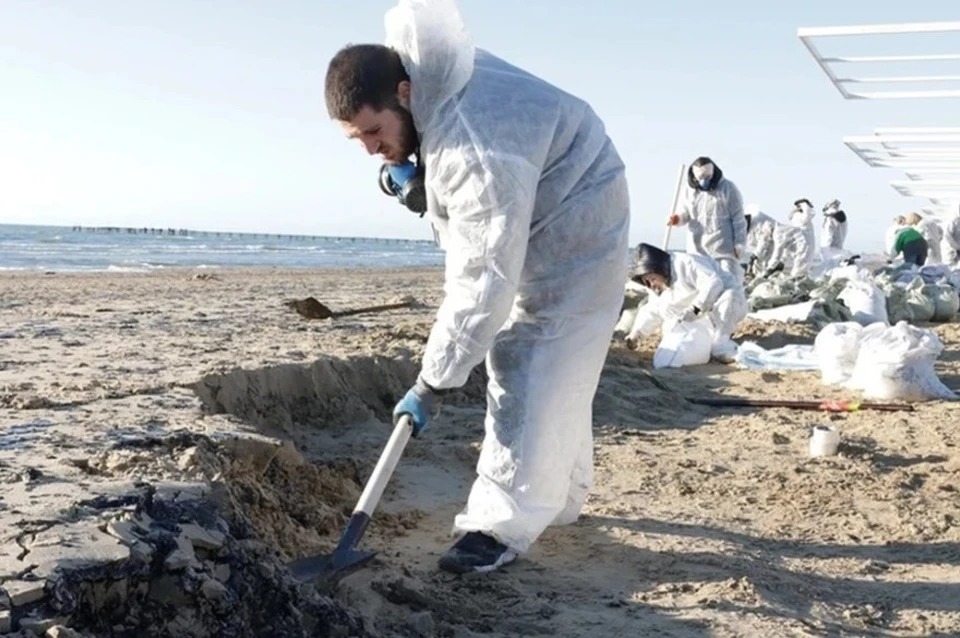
[653,316,714,369]
[928,284,959,322]
[838,280,888,326]
[903,280,936,322]
[814,322,863,386]
[845,321,957,401]
[827,264,871,283]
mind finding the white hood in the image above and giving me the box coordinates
[385,0,475,132]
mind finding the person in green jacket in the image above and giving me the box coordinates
[887,217,929,266]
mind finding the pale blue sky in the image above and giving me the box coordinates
[1,1,958,251]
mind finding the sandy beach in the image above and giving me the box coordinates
[1,267,959,637]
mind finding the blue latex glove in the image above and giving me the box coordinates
[393,378,440,437]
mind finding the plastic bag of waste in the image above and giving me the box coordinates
[735,341,818,371]
[747,275,815,311]
[809,277,848,303]
[903,279,936,322]
[814,322,864,385]
[838,280,888,326]
[881,283,911,324]
[846,321,957,401]
[926,284,959,322]
[918,264,956,285]
[653,316,714,368]
[827,264,871,284]
[748,280,794,311]
[807,298,854,329]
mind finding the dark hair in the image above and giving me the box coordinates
[632,243,672,284]
[325,44,410,120]
[692,156,713,168]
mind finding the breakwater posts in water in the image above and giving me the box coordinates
[70,225,434,245]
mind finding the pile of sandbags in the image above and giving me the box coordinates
[814,321,956,402]
[746,275,818,311]
[747,261,959,327]
[746,272,858,328]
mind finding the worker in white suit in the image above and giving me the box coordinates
[666,157,748,285]
[745,206,812,277]
[325,0,630,573]
[626,243,747,361]
[906,212,943,265]
[789,198,818,267]
[943,204,960,266]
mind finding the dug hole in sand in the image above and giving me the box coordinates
[189,344,689,637]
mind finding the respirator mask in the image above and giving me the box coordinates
[378,156,427,216]
[692,162,715,190]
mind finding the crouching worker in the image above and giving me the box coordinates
[888,218,929,266]
[626,243,747,362]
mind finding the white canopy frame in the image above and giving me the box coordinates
[798,22,960,217]
[798,21,960,100]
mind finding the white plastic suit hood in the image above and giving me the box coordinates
[385,0,475,132]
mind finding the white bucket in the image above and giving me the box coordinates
[809,425,840,457]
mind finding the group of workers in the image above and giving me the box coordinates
[324,0,960,577]
[887,212,960,267]
[623,159,863,362]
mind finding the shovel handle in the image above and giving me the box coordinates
[354,415,414,516]
[331,301,415,318]
[663,163,686,250]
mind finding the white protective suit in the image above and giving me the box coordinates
[789,201,818,267]
[675,164,748,284]
[821,201,848,258]
[385,0,630,553]
[627,252,748,358]
[944,210,960,266]
[915,218,943,265]
[746,209,812,277]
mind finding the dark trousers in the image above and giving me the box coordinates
[902,238,928,266]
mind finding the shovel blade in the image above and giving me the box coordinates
[288,549,377,583]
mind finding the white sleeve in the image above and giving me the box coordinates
[727,183,747,253]
[419,152,540,390]
[627,302,662,340]
[945,219,960,250]
[676,186,693,225]
[677,256,723,311]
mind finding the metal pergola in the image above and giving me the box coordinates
[843,129,960,215]
[798,21,960,217]
[798,21,960,100]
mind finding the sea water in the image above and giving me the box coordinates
[0,224,444,272]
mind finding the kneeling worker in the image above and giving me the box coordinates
[627,243,747,361]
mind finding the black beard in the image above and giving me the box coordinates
[391,105,420,160]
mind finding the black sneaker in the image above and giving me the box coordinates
[438,532,517,574]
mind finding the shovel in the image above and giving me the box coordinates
[285,296,417,320]
[287,414,415,583]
